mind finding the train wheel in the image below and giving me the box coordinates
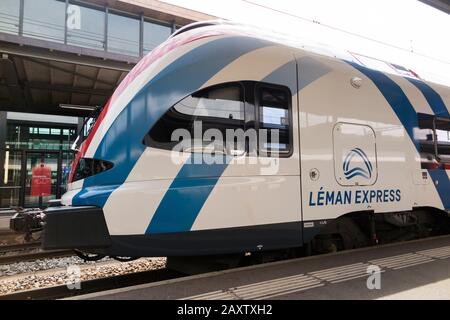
[112,256,139,262]
[74,249,105,262]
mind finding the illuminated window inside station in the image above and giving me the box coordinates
[7,123,77,151]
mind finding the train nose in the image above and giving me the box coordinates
[10,205,112,250]
[41,206,112,250]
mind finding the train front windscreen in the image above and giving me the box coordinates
[71,106,103,152]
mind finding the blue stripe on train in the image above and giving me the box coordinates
[348,61,449,210]
[347,62,419,149]
[428,170,450,209]
[406,78,450,209]
[406,78,450,118]
[146,154,230,234]
[72,36,271,208]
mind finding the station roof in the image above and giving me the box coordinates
[0,35,133,117]
[0,0,216,118]
[0,52,127,118]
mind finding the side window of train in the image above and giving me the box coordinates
[144,83,245,155]
[416,113,450,169]
[434,117,450,168]
[256,84,292,157]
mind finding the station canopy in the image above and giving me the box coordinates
[0,41,132,118]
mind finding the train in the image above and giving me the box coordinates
[11,20,450,263]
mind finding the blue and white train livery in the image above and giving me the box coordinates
[12,21,450,259]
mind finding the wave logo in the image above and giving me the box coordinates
[343,148,373,180]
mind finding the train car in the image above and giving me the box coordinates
[11,21,450,260]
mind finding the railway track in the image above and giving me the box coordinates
[0,230,15,237]
[0,242,73,265]
[0,268,184,300]
[0,242,41,253]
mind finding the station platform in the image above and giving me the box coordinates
[0,211,14,231]
[74,235,450,300]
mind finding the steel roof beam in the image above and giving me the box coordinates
[21,57,117,88]
[23,81,113,96]
[0,55,26,108]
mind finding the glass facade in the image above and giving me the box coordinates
[0,0,20,35]
[143,20,172,54]
[6,123,77,151]
[67,3,105,49]
[107,12,140,56]
[1,121,77,208]
[23,0,66,43]
[1,150,22,208]
[0,0,176,57]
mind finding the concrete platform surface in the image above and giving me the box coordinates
[0,215,12,230]
[74,235,450,300]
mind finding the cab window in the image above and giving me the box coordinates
[144,83,245,154]
[144,81,293,158]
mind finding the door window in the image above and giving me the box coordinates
[257,85,292,156]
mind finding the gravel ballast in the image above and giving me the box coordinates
[0,256,166,295]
